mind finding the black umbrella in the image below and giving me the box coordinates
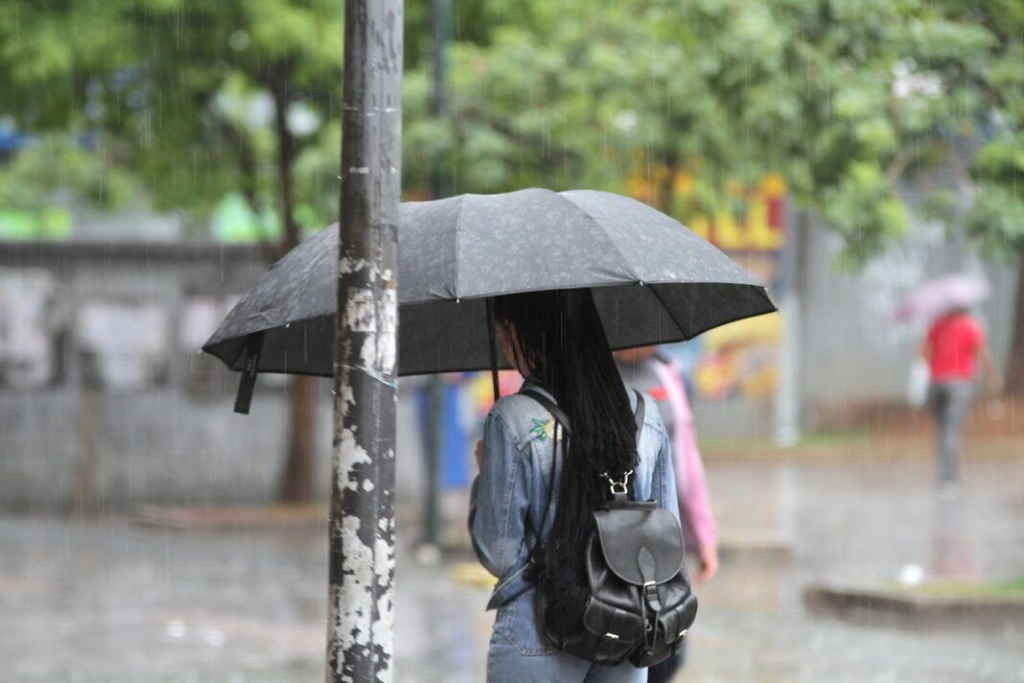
[204,188,777,412]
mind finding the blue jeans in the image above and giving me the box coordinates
[485,592,648,683]
[928,381,973,484]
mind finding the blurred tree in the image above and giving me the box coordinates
[952,1,1024,394]
[124,0,346,502]
[0,1,132,130]
[123,0,346,502]
[5,0,1023,397]
[0,1,140,220]
[0,0,346,501]
[0,138,138,217]
[403,0,1024,393]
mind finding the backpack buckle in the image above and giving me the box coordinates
[600,469,633,495]
[643,580,663,612]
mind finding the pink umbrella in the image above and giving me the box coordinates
[895,273,990,322]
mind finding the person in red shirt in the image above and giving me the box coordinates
[920,308,1002,484]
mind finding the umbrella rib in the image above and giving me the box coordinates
[453,195,467,299]
[648,283,692,341]
[557,193,639,282]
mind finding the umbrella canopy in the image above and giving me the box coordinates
[204,188,776,408]
[895,273,989,323]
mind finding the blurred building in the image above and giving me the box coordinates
[0,236,335,511]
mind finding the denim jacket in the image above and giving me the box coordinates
[468,380,679,656]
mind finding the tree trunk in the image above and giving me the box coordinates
[1005,249,1024,396]
[73,386,103,508]
[279,375,319,502]
[221,119,279,265]
[271,62,301,253]
[418,0,451,551]
[270,61,318,503]
[327,0,403,678]
[655,148,679,216]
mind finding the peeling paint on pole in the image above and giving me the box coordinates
[328,0,402,679]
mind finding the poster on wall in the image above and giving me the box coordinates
[76,301,169,390]
[0,268,64,389]
[178,294,271,394]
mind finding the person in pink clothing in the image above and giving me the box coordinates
[615,346,718,683]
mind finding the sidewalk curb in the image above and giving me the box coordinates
[703,435,1024,461]
[803,583,1024,631]
[718,531,794,560]
[131,504,328,531]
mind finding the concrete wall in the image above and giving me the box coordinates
[797,212,1017,425]
[0,241,328,511]
[0,240,431,512]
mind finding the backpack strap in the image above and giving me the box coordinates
[601,391,645,498]
[521,388,572,437]
[521,386,646,523]
[633,390,646,438]
[520,388,565,551]
[521,387,645,437]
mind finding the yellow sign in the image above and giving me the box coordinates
[626,168,786,401]
[626,169,786,251]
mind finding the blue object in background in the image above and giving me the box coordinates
[441,382,470,488]
[415,378,471,491]
[0,129,30,151]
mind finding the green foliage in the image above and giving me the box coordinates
[1,0,1021,261]
[0,0,345,238]
[401,0,1024,265]
[120,0,344,233]
[0,1,134,129]
[0,137,138,212]
[893,574,1024,599]
[823,163,910,269]
[965,186,1024,258]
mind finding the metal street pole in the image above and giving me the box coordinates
[328,0,403,679]
[430,0,450,154]
[421,0,450,553]
[773,207,807,448]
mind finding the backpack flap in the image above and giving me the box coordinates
[592,507,685,587]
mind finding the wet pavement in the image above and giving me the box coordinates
[2,448,1023,682]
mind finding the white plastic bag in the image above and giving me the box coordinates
[907,358,930,408]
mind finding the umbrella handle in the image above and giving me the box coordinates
[486,298,500,402]
[233,331,264,414]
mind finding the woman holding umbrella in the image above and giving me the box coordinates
[469,288,677,682]
[202,188,776,679]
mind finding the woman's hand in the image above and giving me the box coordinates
[695,544,719,584]
[474,439,484,471]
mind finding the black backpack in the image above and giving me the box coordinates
[522,387,698,668]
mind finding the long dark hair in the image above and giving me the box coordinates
[493,288,636,635]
